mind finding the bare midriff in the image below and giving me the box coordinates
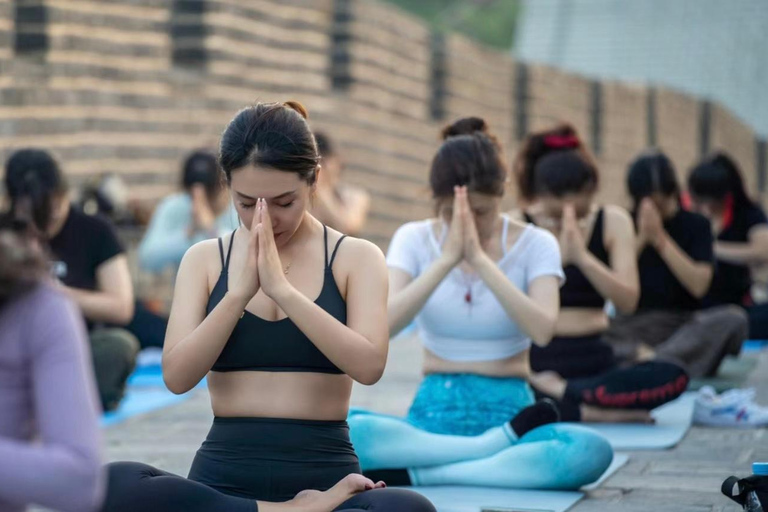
[208,371,353,420]
[422,347,531,380]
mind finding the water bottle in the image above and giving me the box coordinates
[745,463,768,512]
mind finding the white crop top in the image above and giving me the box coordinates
[387,217,564,362]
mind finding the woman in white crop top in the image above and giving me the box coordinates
[348,117,613,491]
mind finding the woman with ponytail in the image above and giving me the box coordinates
[4,149,139,412]
[347,116,612,491]
[688,152,768,339]
[102,102,434,512]
[510,125,688,424]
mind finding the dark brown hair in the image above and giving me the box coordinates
[689,152,755,212]
[4,148,68,233]
[218,101,319,185]
[0,216,47,310]
[430,116,506,199]
[514,123,599,200]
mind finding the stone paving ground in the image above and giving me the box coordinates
[105,336,768,511]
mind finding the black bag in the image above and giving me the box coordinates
[722,475,768,508]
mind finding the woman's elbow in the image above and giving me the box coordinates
[531,315,557,347]
[164,376,194,395]
[114,299,135,325]
[162,362,195,395]
[352,359,386,386]
[61,453,106,512]
[616,290,639,315]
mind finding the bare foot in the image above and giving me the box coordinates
[581,405,655,424]
[636,344,657,362]
[529,371,567,399]
[285,474,386,512]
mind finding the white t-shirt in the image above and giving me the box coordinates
[387,216,564,362]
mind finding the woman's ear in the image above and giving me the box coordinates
[312,165,322,189]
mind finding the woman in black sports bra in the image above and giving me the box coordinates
[102,102,435,512]
[510,124,688,423]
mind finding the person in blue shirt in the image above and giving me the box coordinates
[139,150,238,273]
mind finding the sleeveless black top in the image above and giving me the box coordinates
[525,209,609,309]
[207,225,347,373]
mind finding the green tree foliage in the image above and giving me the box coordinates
[381,0,521,50]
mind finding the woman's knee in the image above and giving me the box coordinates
[554,426,613,488]
[338,488,436,512]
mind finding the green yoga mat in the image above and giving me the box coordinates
[689,356,758,392]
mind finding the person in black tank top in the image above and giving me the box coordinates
[604,150,748,379]
[103,102,435,512]
[512,125,688,423]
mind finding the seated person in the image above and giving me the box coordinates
[0,217,105,512]
[604,150,748,378]
[688,152,768,340]
[510,125,689,423]
[348,117,613,491]
[4,149,138,412]
[310,131,370,235]
[139,150,238,272]
[102,101,434,512]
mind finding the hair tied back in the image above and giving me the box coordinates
[543,134,580,149]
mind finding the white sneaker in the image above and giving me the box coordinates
[694,386,768,427]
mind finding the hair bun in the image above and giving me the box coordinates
[283,100,309,120]
[441,116,488,140]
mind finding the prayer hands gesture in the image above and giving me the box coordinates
[190,184,216,233]
[231,199,293,302]
[231,204,261,302]
[441,186,485,268]
[559,204,587,265]
[637,197,665,249]
[254,199,292,300]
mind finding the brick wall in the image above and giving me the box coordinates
[0,0,764,254]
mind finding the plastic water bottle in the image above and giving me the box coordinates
[745,463,768,511]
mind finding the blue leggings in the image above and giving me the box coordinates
[348,374,613,490]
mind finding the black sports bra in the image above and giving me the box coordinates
[206,225,347,374]
[525,209,609,309]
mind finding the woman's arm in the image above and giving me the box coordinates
[161,240,249,394]
[655,232,713,298]
[387,193,464,336]
[715,225,768,265]
[388,258,455,337]
[576,206,640,314]
[312,185,371,235]
[63,254,135,325]
[473,254,560,345]
[272,238,390,385]
[139,195,210,273]
[0,288,104,512]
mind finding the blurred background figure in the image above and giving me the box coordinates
[311,131,371,235]
[688,153,768,340]
[76,173,134,227]
[3,148,138,412]
[139,150,237,273]
[604,150,748,382]
[0,217,105,512]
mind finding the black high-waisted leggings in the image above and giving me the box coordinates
[102,417,435,512]
[530,334,689,421]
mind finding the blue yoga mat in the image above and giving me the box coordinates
[579,392,696,451]
[127,364,207,389]
[101,387,190,427]
[403,453,629,512]
[406,486,583,512]
[742,339,768,353]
